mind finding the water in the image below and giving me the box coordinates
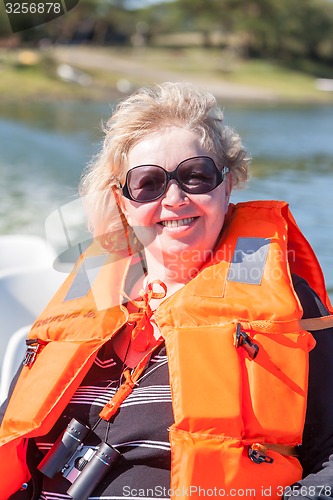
[225,103,333,298]
[0,101,332,296]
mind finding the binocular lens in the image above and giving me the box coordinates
[38,418,90,478]
[67,442,120,500]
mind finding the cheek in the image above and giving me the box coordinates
[123,201,156,228]
[201,192,228,221]
[125,206,162,250]
[212,185,230,217]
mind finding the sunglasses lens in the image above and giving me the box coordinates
[124,157,223,202]
[127,165,166,202]
[178,157,219,193]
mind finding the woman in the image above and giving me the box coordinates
[1,82,333,500]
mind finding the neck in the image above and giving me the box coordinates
[142,247,204,298]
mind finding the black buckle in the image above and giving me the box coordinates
[23,338,47,367]
[248,447,274,464]
[235,324,259,359]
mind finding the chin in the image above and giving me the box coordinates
[163,241,206,261]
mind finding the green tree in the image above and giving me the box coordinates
[240,0,333,62]
[176,0,243,46]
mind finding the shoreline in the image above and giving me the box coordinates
[2,45,333,105]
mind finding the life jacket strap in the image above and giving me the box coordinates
[241,314,333,335]
[299,314,333,332]
[120,280,167,352]
[248,442,298,464]
[259,442,299,457]
[99,336,164,421]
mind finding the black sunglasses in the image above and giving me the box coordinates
[120,156,229,203]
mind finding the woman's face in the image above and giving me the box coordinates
[120,126,232,275]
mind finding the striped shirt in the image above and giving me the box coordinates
[35,339,173,500]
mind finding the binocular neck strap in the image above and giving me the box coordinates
[99,336,164,421]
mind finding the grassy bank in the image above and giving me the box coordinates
[0,49,120,102]
[1,45,333,104]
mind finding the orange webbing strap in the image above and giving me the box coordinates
[240,314,333,335]
[239,319,302,335]
[299,315,333,332]
[120,280,167,352]
[249,443,298,457]
[99,336,164,421]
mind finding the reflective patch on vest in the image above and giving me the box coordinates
[227,237,270,285]
[64,254,108,301]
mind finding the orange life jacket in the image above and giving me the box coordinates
[0,200,332,499]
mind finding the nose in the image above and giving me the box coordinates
[161,180,189,207]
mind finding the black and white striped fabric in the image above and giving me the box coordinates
[35,339,173,500]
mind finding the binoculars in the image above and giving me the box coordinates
[38,418,120,500]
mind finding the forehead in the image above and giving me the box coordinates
[127,126,208,171]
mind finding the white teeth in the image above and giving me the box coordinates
[160,217,196,227]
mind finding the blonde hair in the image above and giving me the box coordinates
[79,82,250,250]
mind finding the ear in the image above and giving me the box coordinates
[114,187,133,227]
[224,172,233,212]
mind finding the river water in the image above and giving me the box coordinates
[0,100,332,296]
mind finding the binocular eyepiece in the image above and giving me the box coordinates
[38,418,120,500]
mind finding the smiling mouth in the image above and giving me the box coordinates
[159,217,199,228]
